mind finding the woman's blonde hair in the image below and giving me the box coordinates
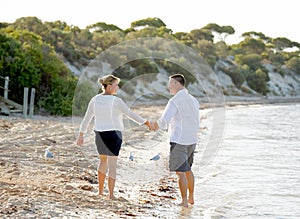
[99,75,120,89]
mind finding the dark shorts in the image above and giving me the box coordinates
[94,130,122,156]
[169,142,196,172]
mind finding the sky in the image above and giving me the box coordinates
[1,0,299,45]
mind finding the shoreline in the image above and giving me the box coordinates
[223,96,300,107]
[198,96,300,109]
[130,96,300,109]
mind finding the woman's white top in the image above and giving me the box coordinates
[79,94,146,133]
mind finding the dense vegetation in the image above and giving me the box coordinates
[1,17,299,115]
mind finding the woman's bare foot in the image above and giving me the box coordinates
[98,191,104,196]
[178,201,188,208]
[188,195,194,204]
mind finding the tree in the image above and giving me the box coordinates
[92,30,124,51]
[247,68,269,95]
[39,75,77,116]
[131,17,166,29]
[13,17,48,34]
[87,22,123,33]
[236,53,263,70]
[272,37,293,51]
[173,32,188,41]
[221,65,246,89]
[203,23,222,33]
[187,28,214,44]
[125,26,173,39]
[0,22,9,29]
[242,31,270,42]
[194,40,217,67]
[237,37,266,54]
[267,50,285,65]
[220,25,235,41]
[45,20,69,31]
[1,29,70,105]
[202,23,235,42]
[215,41,229,59]
[286,56,300,74]
[0,30,40,102]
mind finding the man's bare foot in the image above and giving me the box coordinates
[98,191,104,196]
[108,194,117,200]
[188,195,194,204]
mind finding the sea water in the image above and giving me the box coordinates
[162,103,300,219]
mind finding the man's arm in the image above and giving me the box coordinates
[155,100,177,130]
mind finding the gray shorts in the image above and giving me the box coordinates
[169,142,196,172]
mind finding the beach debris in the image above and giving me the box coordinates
[78,184,93,191]
[150,153,160,161]
[44,148,54,158]
[139,198,152,204]
[150,193,176,200]
[64,184,75,190]
[158,185,172,192]
[80,174,98,184]
[128,152,134,161]
[116,209,137,217]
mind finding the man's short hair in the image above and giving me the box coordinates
[170,74,185,86]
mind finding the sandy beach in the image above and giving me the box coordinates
[1,97,299,218]
[0,105,194,218]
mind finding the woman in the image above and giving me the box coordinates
[76,74,151,199]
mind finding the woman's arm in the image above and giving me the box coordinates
[117,98,147,125]
[76,132,84,146]
[79,97,95,133]
[76,97,95,146]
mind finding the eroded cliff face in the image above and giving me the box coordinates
[213,59,300,98]
[67,58,300,102]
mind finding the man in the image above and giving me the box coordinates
[154,74,200,207]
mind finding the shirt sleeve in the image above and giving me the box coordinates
[194,98,200,125]
[157,100,177,130]
[117,98,146,125]
[79,97,95,133]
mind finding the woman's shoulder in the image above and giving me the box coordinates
[94,94,123,101]
[114,96,125,104]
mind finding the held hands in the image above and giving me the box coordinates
[144,120,159,131]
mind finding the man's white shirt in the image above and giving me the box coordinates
[157,89,200,145]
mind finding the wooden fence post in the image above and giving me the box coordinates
[29,88,35,118]
[23,87,28,118]
[4,76,9,99]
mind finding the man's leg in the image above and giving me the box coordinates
[98,155,108,195]
[176,172,188,207]
[186,170,195,204]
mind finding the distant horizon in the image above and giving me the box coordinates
[1,0,299,45]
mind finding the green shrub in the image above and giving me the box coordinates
[72,80,97,116]
[39,76,77,116]
[286,57,300,74]
[246,68,269,95]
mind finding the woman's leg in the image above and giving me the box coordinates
[107,156,118,199]
[98,155,108,195]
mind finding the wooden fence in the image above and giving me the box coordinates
[0,76,35,118]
